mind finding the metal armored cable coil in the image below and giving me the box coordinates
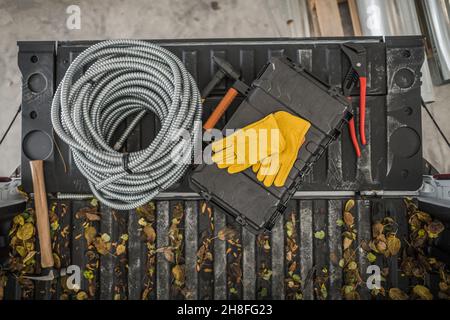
[51,40,202,210]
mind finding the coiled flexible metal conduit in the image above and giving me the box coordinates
[51,40,202,210]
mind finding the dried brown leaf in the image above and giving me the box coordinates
[172,203,184,220]
[116,244,126,256]
[416,211,432,223]
[413,285,433,300]
[93,237,111,255]
[157,246,175,263]
[143,225,156,243]
[217,227,237,241]
[372,222,384,238]
[17,223,34,241]
[23,251,36,265]
[289,261,297,273]
[85,212,101,221]
[343,237,353,250]
[76,291,88,300]
[136,203,156,222]
[386,234,401,256]
[16,246,26,257]
[389,288,408,300]
[425,221,445,239]
[53,253,61,269]
[343,211,354,226]
[172,265,185,283]
[84,226,97,245]
[375,240,387,253]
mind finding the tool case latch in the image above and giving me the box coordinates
[199,190,212,201]
[235,215,247,227]
[328,86,341,97]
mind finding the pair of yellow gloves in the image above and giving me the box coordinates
[211,111,311,187]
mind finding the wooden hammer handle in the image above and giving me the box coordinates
[30,160,54,268]
[203,87,238,130]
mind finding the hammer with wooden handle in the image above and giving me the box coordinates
[29,160,54,269]
[203,57,250,131]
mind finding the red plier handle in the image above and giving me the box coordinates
[341,43,367,158]
[348,117,361,158]
[359,77,367,146]
[347,77,366,158]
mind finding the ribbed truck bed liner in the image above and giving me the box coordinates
[5,36,432,300]
[3,197,441,300]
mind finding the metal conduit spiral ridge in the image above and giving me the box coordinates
[51,39,202,210]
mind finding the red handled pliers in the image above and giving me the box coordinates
[341,43,367,158]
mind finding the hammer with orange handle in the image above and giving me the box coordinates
[203,57,250,130]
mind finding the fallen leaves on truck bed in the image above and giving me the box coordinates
[137,202,157,300]
[368,217,401,258]
[285,212,303,300]
[220,224,242,298]
[7,208,37,298]
[168,203,190,298]
[257,233,272,299]
[196,202,214,275]
[400,198,449,300]
[77,201,102,299]
[402,202,437,281]
[4,197,449,300]
[340,199,362,300]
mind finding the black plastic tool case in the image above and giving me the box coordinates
[18,37,424,195]
[191,57,351,232]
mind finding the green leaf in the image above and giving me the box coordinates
[259,287,268,298]
[292,274,301,283]
[344,199,355,212]
[90,198,98,207]
[51,220,59,231]
[367,252,377,263]
[101,233,111,242]
[314,230,326,240]
[348,261,358,270]
[320,283,328,299]
[286,221,294,237]
[83,270,94,280]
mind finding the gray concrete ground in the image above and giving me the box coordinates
[422,84,450,173]
[0,0,449,178]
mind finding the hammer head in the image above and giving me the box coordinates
[212,56,240,81]
[22,267,67,281]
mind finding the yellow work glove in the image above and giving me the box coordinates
[211,113,286,174]
[252,111,311,187]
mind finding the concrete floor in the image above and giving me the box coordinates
[422,84,450,173]
[0,0,449,177]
